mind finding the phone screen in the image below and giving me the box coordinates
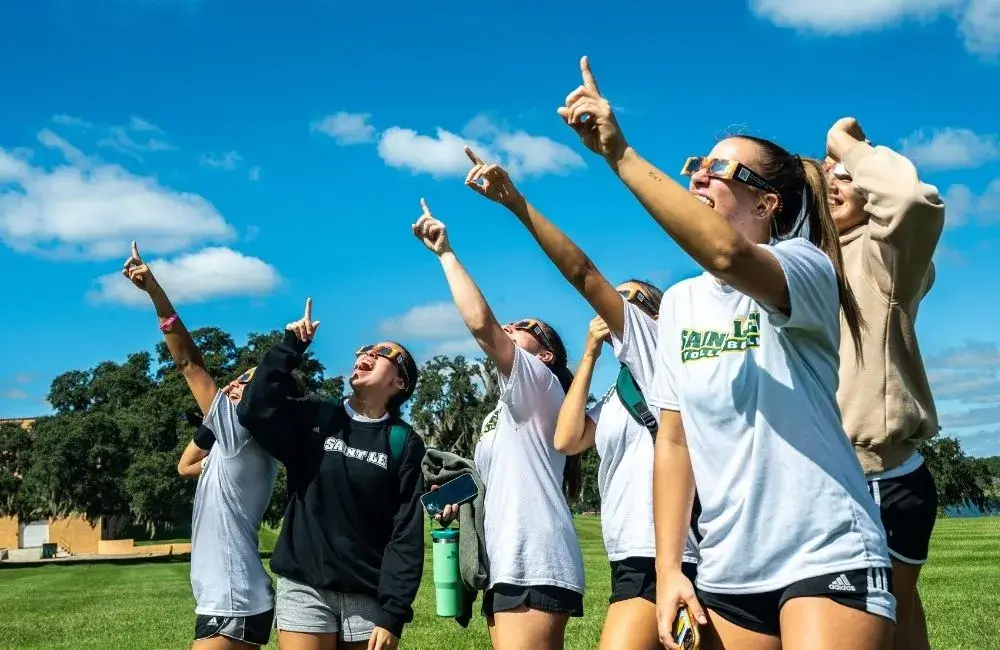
[420,473,478,518]
[672,608,692,648]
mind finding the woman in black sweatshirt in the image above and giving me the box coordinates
[237,298,424,650]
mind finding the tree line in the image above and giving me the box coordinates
[0,327,995,540]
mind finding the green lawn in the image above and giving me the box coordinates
[0,516,997,649]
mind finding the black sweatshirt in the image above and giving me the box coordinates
[236,331,425,638]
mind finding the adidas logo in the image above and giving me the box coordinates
[207,617,219,627]
[828,574,855,592]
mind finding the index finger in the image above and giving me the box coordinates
[580,55,600,94]
[130,240,140,260]
[464,146,484,166]
[304,297,312,322]
[420,197,431,216]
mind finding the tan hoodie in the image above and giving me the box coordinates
[837,142,945,475]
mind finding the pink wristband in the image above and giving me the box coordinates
[160,314,179,332]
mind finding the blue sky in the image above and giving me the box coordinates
[1,0,998,454]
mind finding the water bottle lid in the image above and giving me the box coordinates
[431,528,460,542]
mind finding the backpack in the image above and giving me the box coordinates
[615,363,658,438]
[389,423,412,464]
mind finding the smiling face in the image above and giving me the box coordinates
[503,319,555,365]
[687,138,780,244]
[222,367,256,404]
[824,156,868,233]
[350,342,407,396]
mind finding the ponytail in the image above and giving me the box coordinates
[736,136,866,363]
[801,159,865,362]
[536,321,583,502]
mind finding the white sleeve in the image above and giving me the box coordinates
[611,298,659,395]
[499,346,558,424]
[760,238,839,339]
[645,291,681,412]
[586,398,603,425]
[204,391,252,457]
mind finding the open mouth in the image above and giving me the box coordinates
[693,192,715,208]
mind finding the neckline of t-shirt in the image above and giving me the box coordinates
[700,271,738,296]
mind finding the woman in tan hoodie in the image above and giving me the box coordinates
[825,117,945,650]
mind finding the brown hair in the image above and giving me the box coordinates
[737,137,865,361]
[536,320,582,501]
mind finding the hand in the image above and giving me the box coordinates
[464,147,523,208]
[585,316,610,356]
[121,241,159,293]
[366,626,399,650]
[826,116,868,161]
[557,56,627,162]
[430,485,460,527]
[285,297,320,343]
[412,199,453,256]
[656,567,707,650]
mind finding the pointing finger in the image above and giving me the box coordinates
[581,55,601,94]
[464,146,485,166]
[304,297,312,323]
[131,240,140,260]
[420,197,431,216]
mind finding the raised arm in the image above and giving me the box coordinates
[554,317,606,454]
[463,147,627,338]
[123,241,217,414]
[412,199,517,377]
[236,298,321,463]
[557,57,790,312]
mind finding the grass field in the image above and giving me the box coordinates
[1,516,998,649]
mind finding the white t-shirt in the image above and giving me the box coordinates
[192,391,279,616]
[475,346,586,593]
[587,299,700,564]
[647,238,891,594]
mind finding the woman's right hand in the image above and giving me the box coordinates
[585,315,609,357]
[429,484,460,527]
[656,567,708,650]
[286,297,320,344]
[412,199,454,257]
[121,241,159,293]
[558,56,628,163]
[464,147,523,209]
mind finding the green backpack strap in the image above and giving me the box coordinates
[615,363,658,438]
[389,422,413,464]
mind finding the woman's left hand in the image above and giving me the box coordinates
[367,626,399,650]
[464,147,523,209]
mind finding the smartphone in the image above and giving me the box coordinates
[420,473,479,518]
[672,607,696,650]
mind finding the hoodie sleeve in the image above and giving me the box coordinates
[375,432,427,638]
[236,330,320,465]
[842,142,946,300]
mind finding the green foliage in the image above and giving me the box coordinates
[920,436,999,514]
[1,326,343,537]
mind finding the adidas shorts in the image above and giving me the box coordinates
[697,567,896,636]
[194,609,273,646]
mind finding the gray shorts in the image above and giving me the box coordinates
[275,576,381,642]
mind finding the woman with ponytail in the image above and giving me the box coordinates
[413,200,585,650]
[461,148,700,650]
[556,56,894,650]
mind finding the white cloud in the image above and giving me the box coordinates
[377,115,584,179]
[200,151,244,170]
[311,112,376,145]
[943,178,1000,228]
[248,166,261,181]
[748,0,1000,57]
[378,302,468,339]
[128,116,164,133]
[1,389,29,400]
[899,128,1000,170]
[51,114,93,128]
[13,374,34,384]
[430,338,483,358]
[0,133,235,259]
[88,247,281,306]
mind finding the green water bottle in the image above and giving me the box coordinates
[431,527,462,617]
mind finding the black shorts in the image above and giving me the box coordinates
[868,462,938,565]
[482,583,584,618]
[697,567,895,636]
[609,556,699,604]
[195,609,274,646]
